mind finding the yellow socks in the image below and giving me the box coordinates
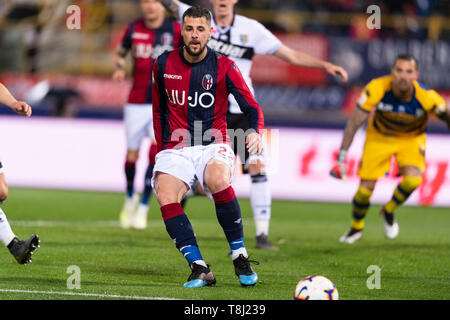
[384,176,422,213]
[350,176,422,232]
[351,186,373,231]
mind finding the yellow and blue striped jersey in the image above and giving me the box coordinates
[357,75,446,137]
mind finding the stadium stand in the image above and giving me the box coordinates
[0,0,449,131]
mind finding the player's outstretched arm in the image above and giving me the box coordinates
[330,107,369,180]
[160,0,183,19]
[274,45,348,82]
[0,83,32,117]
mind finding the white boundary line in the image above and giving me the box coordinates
[10,220,122,228]
[0,289,179,300]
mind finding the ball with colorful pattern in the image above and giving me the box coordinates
[293,275,339,300]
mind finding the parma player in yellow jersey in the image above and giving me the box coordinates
[331,54,450,244]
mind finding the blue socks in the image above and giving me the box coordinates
[161,203,205,266]
[212,186,247,259]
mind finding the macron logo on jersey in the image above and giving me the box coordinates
[164,73,183,80]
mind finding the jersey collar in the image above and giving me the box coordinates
[212,12,235,32]
[179,46,211,66]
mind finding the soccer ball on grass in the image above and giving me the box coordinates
[293,275,339,300]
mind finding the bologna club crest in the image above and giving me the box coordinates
[202,74,213,90]
[161,32,173,46]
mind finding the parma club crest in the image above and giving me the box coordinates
[202,74,213,90]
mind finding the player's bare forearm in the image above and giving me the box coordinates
[160,0,181,18]
[274,45,348,82]
[274,46,324,68]
[114,47,128,69]
[340,107,370,151]
[0,83,18,108]
[112,47,128,81]
[330,108,365,180]
[0,83,32,117]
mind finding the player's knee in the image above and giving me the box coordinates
[209,179,230,194]
[204,160,231,194]
[156,192,178,207]
[126,150,139,163]
[205,170,230,194]
[154,173,186,206]
[247,160,264,175]
[155,185,180,206]
[402,176,422,191]
[360,179,377,192]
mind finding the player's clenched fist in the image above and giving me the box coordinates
[246,132,263,155]
[11,100,32,118]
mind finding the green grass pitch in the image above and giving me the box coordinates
[0,187,449,300]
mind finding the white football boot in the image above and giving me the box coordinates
[119,194,139,229]
[381,209,399,239]
[131,203,149,230]
[339,229,363,244]
[383,221,399,239]
[383,220,399,239]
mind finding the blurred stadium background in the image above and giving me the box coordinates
[0,0,449,206]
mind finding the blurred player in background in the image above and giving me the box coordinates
[152,6,263,287]
[331,54,449,244]
[161,0,348,250]
[113,0,182,229]
[0,83,40,264]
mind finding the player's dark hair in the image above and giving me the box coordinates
[182,6,212,26]
[394,53,419,70]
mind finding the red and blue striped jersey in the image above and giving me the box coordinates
[120,18,182,104]
[152,47,264,152]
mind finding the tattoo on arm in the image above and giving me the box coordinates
[160,0,181,18]
[340,107,370,151]
[116,46,128,58]
[114,46,129,70]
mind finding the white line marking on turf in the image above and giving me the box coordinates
[10,220,122,228]
[0,289,178,300]
[10,219,247,228]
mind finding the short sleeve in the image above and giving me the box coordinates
[120,23,134,51]
[427,90,446,116]
[356,78,386,112]
[252,21,282,55]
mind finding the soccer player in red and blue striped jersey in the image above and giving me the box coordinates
[161,0,348,250]
[151,6,263,287]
